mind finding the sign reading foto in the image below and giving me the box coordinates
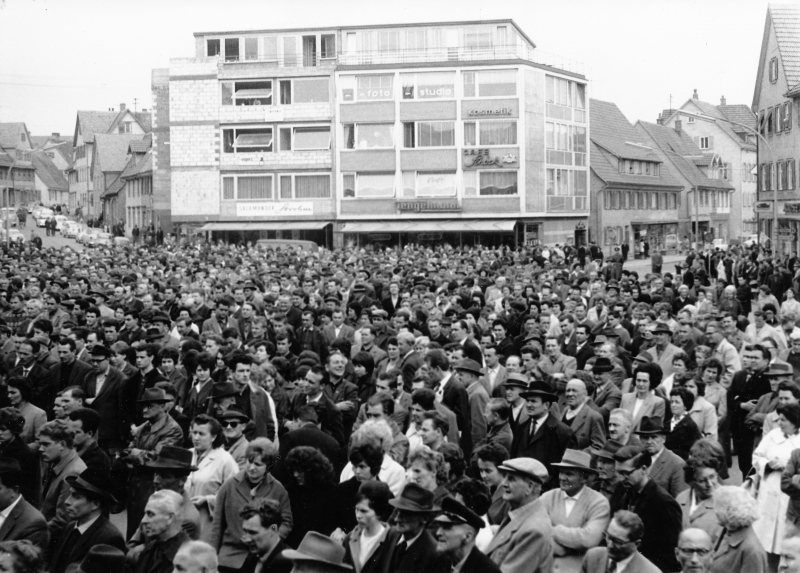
[236,202,314,217]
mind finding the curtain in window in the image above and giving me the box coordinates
[295,176,330,199]
[480,122,516,145]
[237,177,272,200]
[480,171,517,195]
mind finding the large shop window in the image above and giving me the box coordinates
[221,80,272,106]
[279,174,331,199]
[464,121,517,146]
[279,78,328,104]
[221,175,273,200]
[342,173,395,198]
[222,128,273,153]
[463,70,516,98]
[343,124,394,149]
[403,121,455,148]
[341,75,394,102]
[479,171,517,196]
[401,72,455,99]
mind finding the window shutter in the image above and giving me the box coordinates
[792,159,797,189]
[787,102,793,130]
[707,136,714,149]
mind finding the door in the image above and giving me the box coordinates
[302,35,317,67]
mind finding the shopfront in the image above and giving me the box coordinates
[340,219,517,249]
[628,221,679,255]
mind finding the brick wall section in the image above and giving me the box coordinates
[172,170,220,216]
[171,126,219,167]
[219,103,332,123]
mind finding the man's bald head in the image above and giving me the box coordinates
[676,528,713,573]
[173,540,218,573]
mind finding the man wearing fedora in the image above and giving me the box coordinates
[485,457,554,573]
[133,490,190,573]
[456,358,490,448]
[124,387,183,541]
[282,531,353,573]
[387,483,439,573]
[635,416,688,497]
[0,457,48,550]
[540,449,610,573]
[126,344,168,424]
[76,544,129,573]
[590,440,624,500]
[562,378,606,451]
[510,381,574,488]
[609,445,682,572]
[432,497,500,573]
[48,468,126,573]
[646,322,681,378]
[590,357,621,423]
[579,510,660,573]
[503,373,530,436]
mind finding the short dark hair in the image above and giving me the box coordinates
[68,408,101,436]
[472,443,509,468]
[6,377,32,402]
[612,509,645,542]
[669,386,695,411]
[240,498,284,529]
[421,410,449,436]
[57,337,76,352]
[348,443,383,477]
[136,343,157,358]
[191,414,224,448]
[367,391,395,416]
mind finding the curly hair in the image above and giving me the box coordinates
[0,540,44,573]
[451,478,491,517]
[439,443,466,480]
[348,443,384,477]
[37,419,75,449]
[684,438,724,483]
[407,447,444,478]
[713,485,759,530]
[245,438,279,469]
[350,419,393,454]
[0,408,24,435]
[285,446,333,487]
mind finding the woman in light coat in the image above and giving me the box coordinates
[676,439,724,544]
[752,402,800,558]
[185,413,240,542]
[711,485,767,573]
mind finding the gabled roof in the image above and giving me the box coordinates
[92,134,144,176]
[121,150,152,179]
[754,5,800,107]
[718,104,757,131]
[128,134,152,154]
[590,143,682,189]
[0,123,30,151]
[30,134,71,151]
[73,111,118,146]
[635,121,734,191]
[101,175,125,199]
[108,110,152,135]
[0,151,13,168]
[590,99,662,162]
[31,151,68,191]
[664,98,757,150]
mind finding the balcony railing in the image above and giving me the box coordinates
[548,196,588,212]
[219,54,338,68]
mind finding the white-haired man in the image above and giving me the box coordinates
[133,490,188,573]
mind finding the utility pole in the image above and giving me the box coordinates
[134,98,138,113]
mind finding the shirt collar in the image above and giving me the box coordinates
[563,486,585,503]
[76,513,101,534]
[614,552,637,571]
[0,495,20,520]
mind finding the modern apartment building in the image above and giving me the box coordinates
[163,20,588,248]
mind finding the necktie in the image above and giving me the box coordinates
[393,540,407,568]
[606,557,617,573]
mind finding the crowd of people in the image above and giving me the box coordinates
[0,237,798,573]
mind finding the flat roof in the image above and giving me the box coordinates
[194,19,536,49]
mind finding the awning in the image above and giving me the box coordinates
[198,221,329,232]
[235,133,273,147]
[341,220,516,233]
[235,88,273,98]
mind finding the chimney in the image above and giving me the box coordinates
[693,89,699,100]
[720,95,727,106]
[675,120,682,134]
[141,108,148,113]
[657,113,663,125]
[51,132,59,138]
[120,103,126,112]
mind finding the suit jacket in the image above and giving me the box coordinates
[398,350,424,392]
[82,366,128,444]
[676,487,723,544]
[381,296,403,318]
[0,496,48,551]
[665,415,702,460]
[443,375,472,456]
[619,392,666,431]
[580,548,660,573]
[467,379,491,449]
[609,479,682,572]
[592,382,622,423]
[648,446,689,497]
[50,359,94,391]
[201,315,240,336]
[323,377,359,438]
[185,379,215,425]
[563,404,605,451]
[290,392,345,448]
[646,343,682,378]
[322,323,356,347]
[540,486,610,573]
[510,413,575,487]
[344,523,401,573]
[574,343,595,371]
[253,540,293,573]
[486,498,554,573]
[42,450,87,540]
[391,529,439,573]
[9,363,56,415]
[538,354,578,388]
[47,516,126,573]
[728,369,771,439]
[441,546,501,573]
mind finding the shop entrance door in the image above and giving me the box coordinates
[574,229,587,247]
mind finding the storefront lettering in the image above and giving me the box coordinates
[468,107,513,116]
[357,88,392,100]
[463,148,518,168]
[236,202,314,217]
[396,200,461,212]
[785,202,800,214]
[419,87,453,98]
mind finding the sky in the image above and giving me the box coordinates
[0,0,784,137]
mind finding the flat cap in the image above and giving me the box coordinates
[498,457,549,484]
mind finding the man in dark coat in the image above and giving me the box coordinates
[728,344,772,477]
[388,484,440,573]
[288,366,344,448]
[609,445,682,573]
[239,497,293,573]
[9,339,55,415]
[81,345,128,450]
[68,408,111,475]
[0,458,49,551]
[510,381,574,489]
[426,350,471,455]
[132,490,190,573]
[125,344,168,425]
[51,337,93,391]
[275,404,342,481]
[431,497,501,573]
[47,469,126,573]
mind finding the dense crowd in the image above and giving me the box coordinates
[0,237,798,573]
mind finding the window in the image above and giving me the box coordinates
[279,174,330,199]
[545,76,573,106]
[480,171,517,196]
[687,116,695,123]
[222,127,273,153]
[416,172,457,197]
[207,39,220,56]
[118,122,132,134]
[224,38,240,62]
[785,101,793,131]
[341,75,394,102]
[668,193,677,210]
[790,159,796,190]
[291,126,331,150]
[245,38,258,61]
[649,193,657,209]
[405,30,426,52]
[403,121,455,148]
[463,70,516,98]
[401,72,455,99]
[343,123,393,149]
[770,57,779,83]
[377,30,400,52]
[342,173,395,198]
[464,121,517,146]
[321,35,336,59]
[699,137,710,149]
[222,80,273,106]
[464,26,492,49]
[767,108,774,136]
[279,78,328,104]
[221,175,273,200]
[263,37,278,62]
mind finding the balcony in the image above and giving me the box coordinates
[337,45,585,76]
[219,54,338,69]
[547,196,588,212]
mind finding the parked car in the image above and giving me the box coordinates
[0,228,25,243]
[80,230,99,245]
[93,232,113,247]
[62,221,81,238]
[711,238,729,251]
[35,209,54,227]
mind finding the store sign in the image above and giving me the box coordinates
[463,148,518,169]
[462,100,519,118]
[357,87,392,100]
[396,200,461,212]
[754,201,774,213]
[236,202,313,217]
[784,202,800,215]
[468,107,513,117]
[576,221,586,230]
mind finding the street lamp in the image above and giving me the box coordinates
[675,109,775,250]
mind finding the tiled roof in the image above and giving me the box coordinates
[590,99,662,162]
[773,4,800,91]
[93,134,144,174]
[121,150,152,179]
[590,143,683,189]
[0,151,13,168]
[31,151,68,191]
[718,104,757,131]
[664,98,757,150]
[108,110,152,136]
[0,123,29,151]
[636,121,734,191]
[128,135,152,154]
[101,175,125,199]
[75,111,118,145]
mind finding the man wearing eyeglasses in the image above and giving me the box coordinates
[580,510,660,573]
[675,528,713,573]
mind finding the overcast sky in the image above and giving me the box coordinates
[0,0,781,137]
